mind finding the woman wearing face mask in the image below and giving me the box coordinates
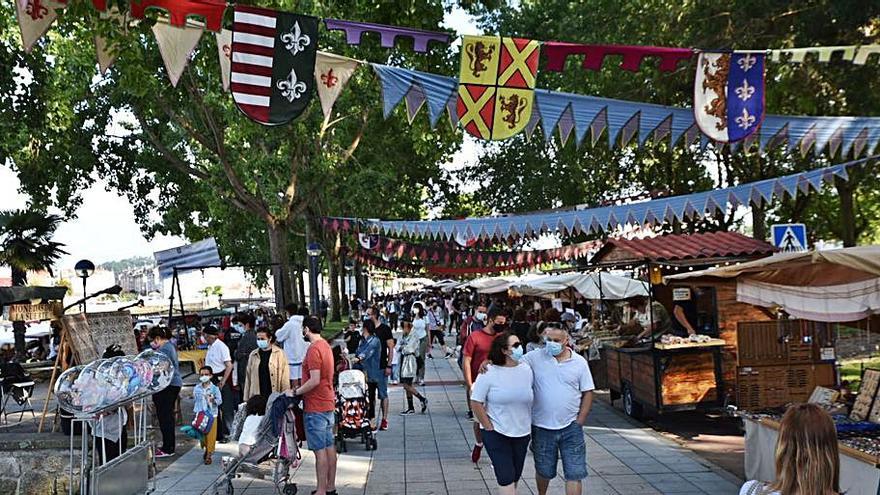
[148,326,182,458]
[411,303,429,385]
[470,333,533,495]
[398,320,428,415]
[242,329,290,401]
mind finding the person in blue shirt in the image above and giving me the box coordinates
[193,365,223,464]
[352,320,382,429]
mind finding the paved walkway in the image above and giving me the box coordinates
[154,345,743,495]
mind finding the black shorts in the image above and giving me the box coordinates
[430,329,445,341]
[400,377,414,385]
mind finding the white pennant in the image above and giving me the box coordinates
[215,29,232,92]
[16,0,63,53]
[152,20,204,87]
[95,35,116,75]
[314,52,360,119]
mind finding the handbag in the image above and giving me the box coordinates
[192,410,214,435]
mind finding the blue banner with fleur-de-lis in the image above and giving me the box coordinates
[694,51,765,143]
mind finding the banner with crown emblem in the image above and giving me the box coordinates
[694,51,765,143]
[456,36,540,140]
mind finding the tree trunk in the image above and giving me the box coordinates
[267,221,293,309]
[836,177,857,247]
[752,203,767,241]
[289,270,299,308]
[339,256,349,318]
[355,261,366,298]
[12,320,26,362]
[328,253,341,322]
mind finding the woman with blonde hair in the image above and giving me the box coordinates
[740,403,840,495]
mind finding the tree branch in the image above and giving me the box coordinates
[131,108,210,182]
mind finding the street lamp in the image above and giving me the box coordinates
[307,243,321,315]
[74,259,95,313]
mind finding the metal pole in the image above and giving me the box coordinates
[81,278,87,313]
[167,269,176,327]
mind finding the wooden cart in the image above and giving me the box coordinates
[605,340,726,418]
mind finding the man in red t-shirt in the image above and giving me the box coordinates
[462,306,507,463]
[294,317,336,495]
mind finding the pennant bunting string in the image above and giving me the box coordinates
[325,156,876,241]
[323,18,450,53]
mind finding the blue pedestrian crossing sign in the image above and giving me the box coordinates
[771,223,808,252]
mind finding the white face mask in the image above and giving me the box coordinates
[199,375,211,383]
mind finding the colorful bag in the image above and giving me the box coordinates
[192,410,214,435]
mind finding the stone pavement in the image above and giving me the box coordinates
[154,344,743,495]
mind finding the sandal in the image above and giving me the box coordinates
[204,457,212,465]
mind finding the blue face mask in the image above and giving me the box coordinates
[545,340,564,357]
[511,345,524,361]
[257,339,269,350]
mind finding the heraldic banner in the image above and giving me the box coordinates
[231,5,318,125]
[456,35,541,140]
[694,51,765,143]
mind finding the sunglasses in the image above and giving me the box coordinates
[509,342,523,349]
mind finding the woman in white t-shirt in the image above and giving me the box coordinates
[739,403,840,495]
[470,332,533,495]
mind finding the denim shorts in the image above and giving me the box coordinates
[531,421,588,481]
[304,411,335,451]
[374,373,388,400]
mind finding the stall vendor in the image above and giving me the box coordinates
[671,288,699,336]
[626,296,673,342]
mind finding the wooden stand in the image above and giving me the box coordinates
[37,327,70,433]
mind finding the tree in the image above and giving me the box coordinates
[0,209,67,360]
[465,0,880,244]
[1,0,462,312]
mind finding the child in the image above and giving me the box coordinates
[238,395,267,458]
[194,366,223,464]
[390,338,400,385]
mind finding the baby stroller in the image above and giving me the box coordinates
[214,393,302,495]
[335,369,377,452]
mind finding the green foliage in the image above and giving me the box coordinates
[0,209,68,285]
[98,256,154,272]
[464,0,880,244]
[0,0,464,298]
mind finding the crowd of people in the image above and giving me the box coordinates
[127,286,846,495]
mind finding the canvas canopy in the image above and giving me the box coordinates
[666,246,880,322]
[511,272,649,300]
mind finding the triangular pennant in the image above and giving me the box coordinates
[373,64,415,118]
[152,20,204,87]
[95,35,116,75]
[215,29,232,91]
[16,0,63,53]
[404,84,427,124]
[557,105,576,146]
[590,107,608,146]
[537,96,570,142]
[314,52,359,119]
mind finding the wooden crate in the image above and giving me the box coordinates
[736,364,836,410]
[738,319,833,367]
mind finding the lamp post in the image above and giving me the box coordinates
[307,242,322,316]
[74,259,95,313]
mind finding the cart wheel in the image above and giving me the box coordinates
[283,483,298,495]
[370,438,378,450]
[622,385,643,419]
[341,439,347,453]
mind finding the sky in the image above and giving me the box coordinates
[0,6,483,270]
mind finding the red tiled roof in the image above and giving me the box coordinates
[592,231,777,263]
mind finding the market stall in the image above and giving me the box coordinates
[589,232,777,417]
[670,246,880,493]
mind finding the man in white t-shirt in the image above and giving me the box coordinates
[275,304,310,387]
[521,325,594,495]
[203,325,235,441]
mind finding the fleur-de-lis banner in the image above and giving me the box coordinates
[694,51,765,143]
[16,0,63,53]
[456,35,541,140]
[314,51,360,119]
[230,5,318,125]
